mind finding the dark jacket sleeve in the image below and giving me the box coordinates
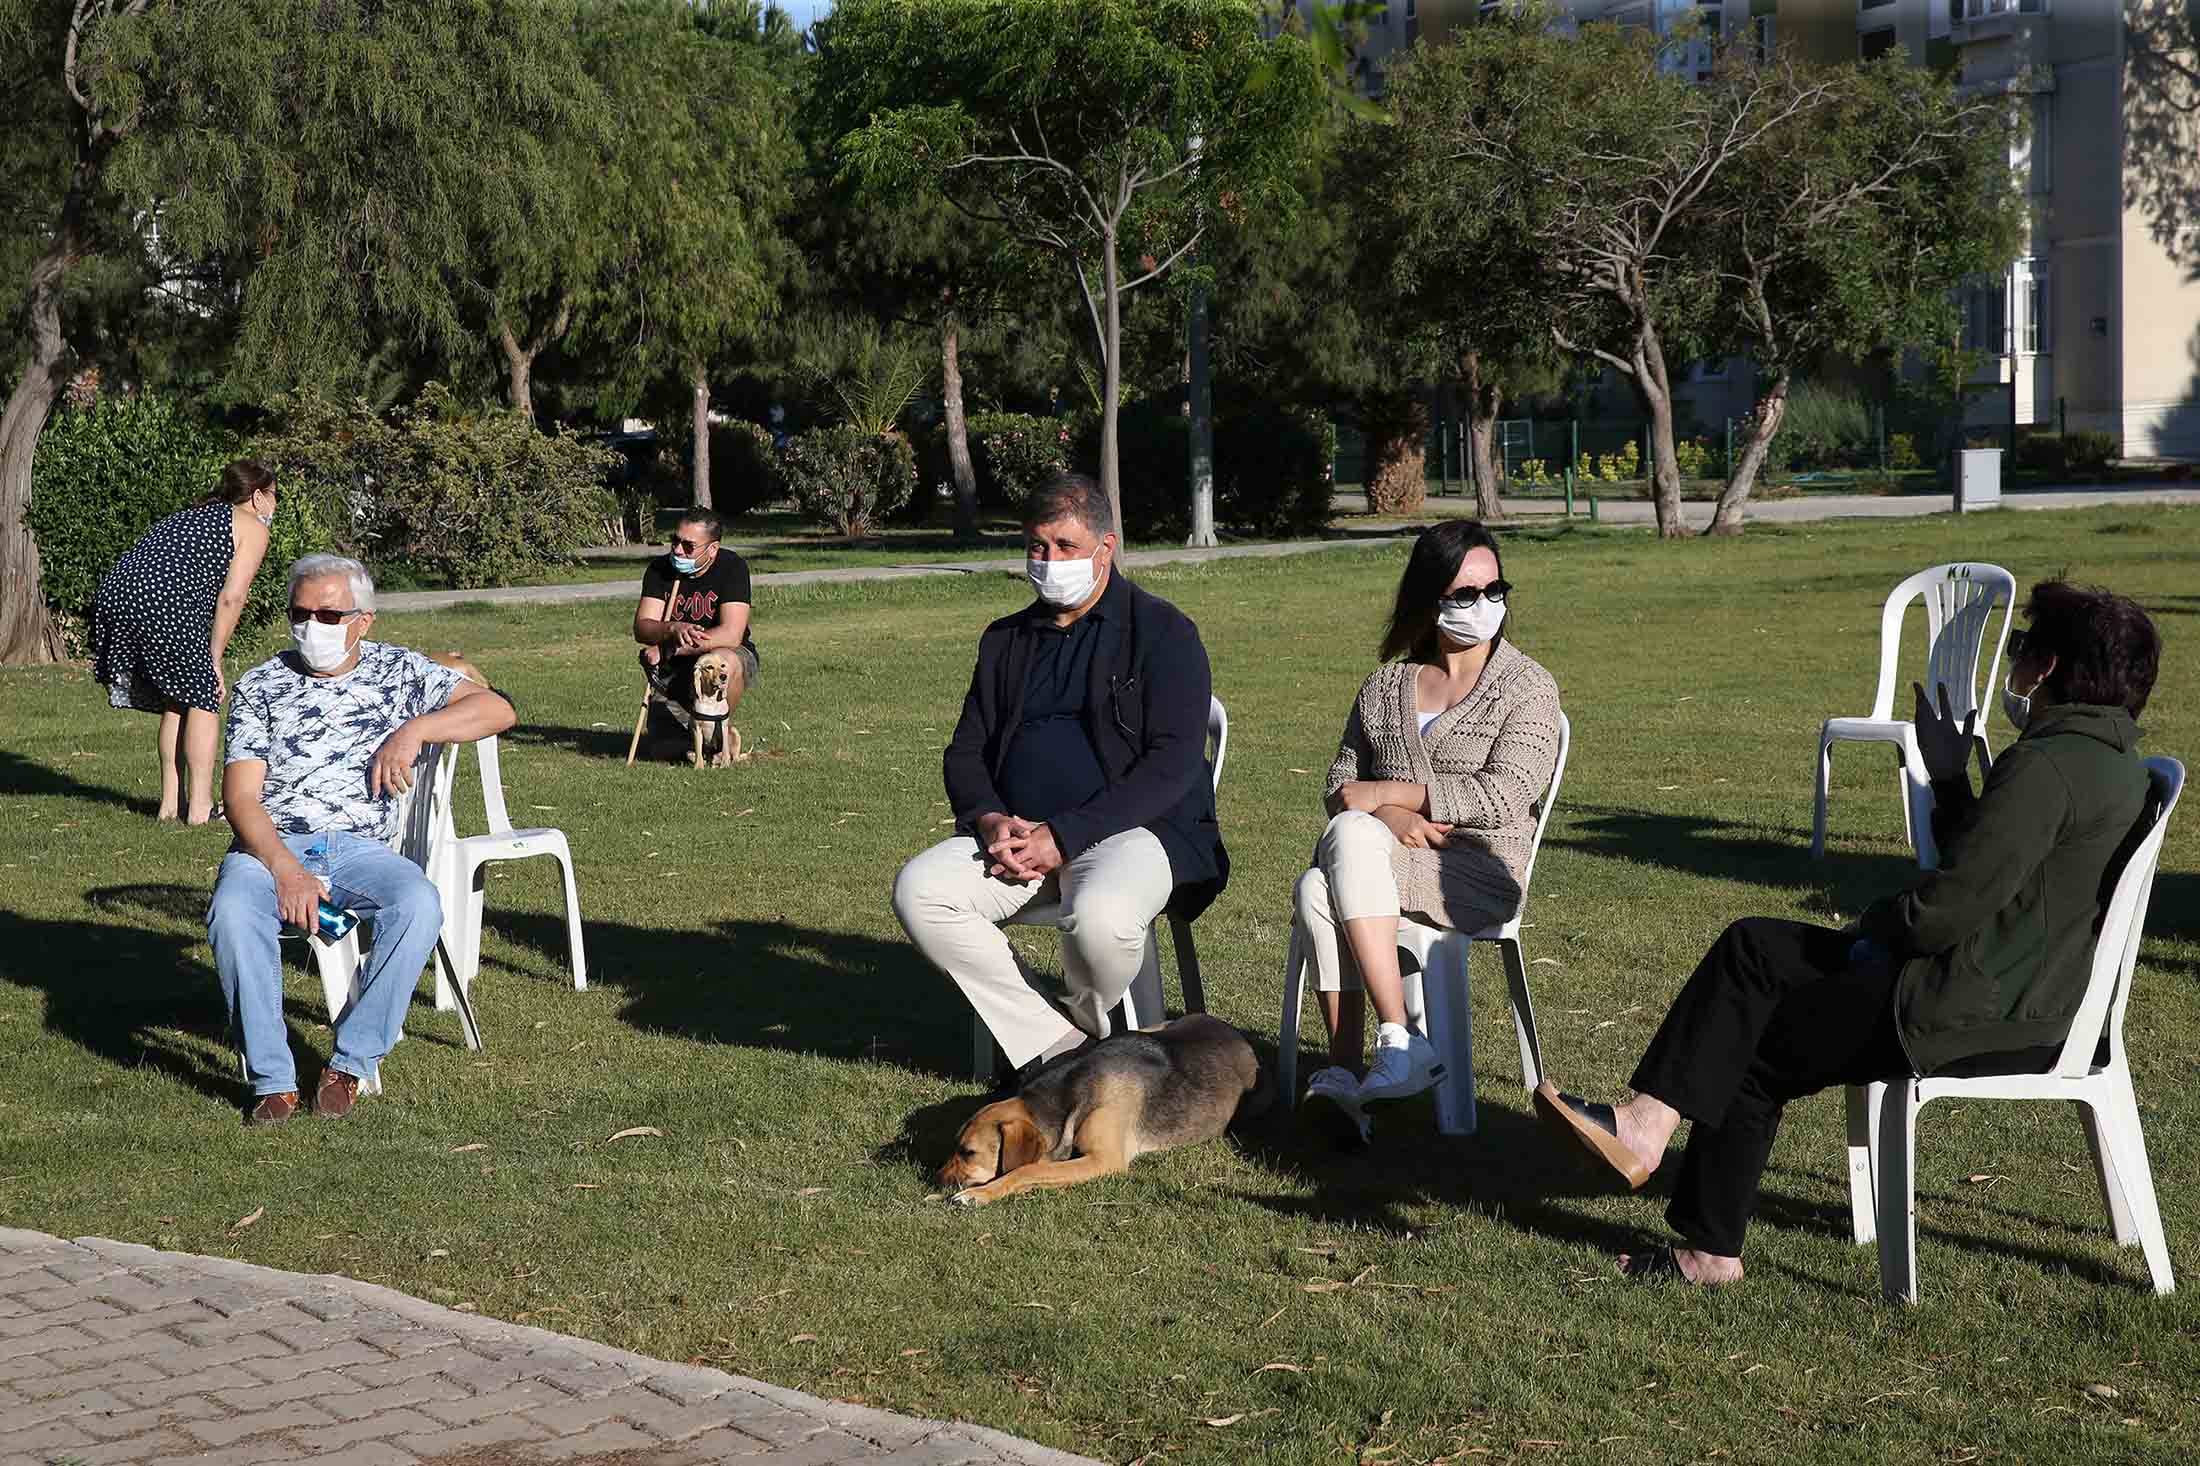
[1047,609,1211,861]
[1859,742,2069,961]
[942,634,1006,831]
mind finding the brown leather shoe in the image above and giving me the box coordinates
[314,1069,362,1120]
[245,1092,299,1127]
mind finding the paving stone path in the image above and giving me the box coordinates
[0,1228,1100,1466]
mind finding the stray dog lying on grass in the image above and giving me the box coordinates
[937,1014,1262,1205]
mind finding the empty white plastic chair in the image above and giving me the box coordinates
[304,742,480,1087]
[1846,756,2182,1302]
[1813,562,2016,860]
[1277,711,1571,1137]
[971,696,1228,1079]
[429,733,588,1013]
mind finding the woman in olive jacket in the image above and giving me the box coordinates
[1538,580,2161,1285]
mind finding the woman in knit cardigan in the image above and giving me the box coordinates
[1295,520,1564,1143]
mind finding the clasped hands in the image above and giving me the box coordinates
[976,811,1065,882]
[1336,779,1452,850]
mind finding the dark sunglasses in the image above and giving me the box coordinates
[287,606,363,626]
[1439,579,1511,608]
[2007,628,2031,657]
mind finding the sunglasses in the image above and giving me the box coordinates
[1439,579,1512,608]
[2007,628,2031,657]
[287,606,364,626]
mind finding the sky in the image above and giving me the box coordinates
[778,0,832,30]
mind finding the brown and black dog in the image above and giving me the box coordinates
[936,1013,1262,1206]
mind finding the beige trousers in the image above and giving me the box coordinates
[1293,810,1426,993]
[893,827,1175,1068]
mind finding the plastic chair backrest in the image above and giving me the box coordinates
[2049,756,2183,1080]
[396,742,458,870]
[475,734,515,835]
[1512,711,1572,919]
[1207,696,1228,793]
[1865,562,2017,724]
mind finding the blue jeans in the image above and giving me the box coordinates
[207,830,443,1096]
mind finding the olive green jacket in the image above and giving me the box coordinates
[1860,701,2148,1074]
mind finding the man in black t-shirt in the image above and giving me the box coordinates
[632,509,760,749]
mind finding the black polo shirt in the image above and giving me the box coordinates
[994,605,1109,824]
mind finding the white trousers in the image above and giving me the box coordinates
[893,827,1175,1068]
[1293,810,1415,993]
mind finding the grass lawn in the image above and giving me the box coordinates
[4,506,2198,1464]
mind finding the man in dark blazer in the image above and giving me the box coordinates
[893,472,1227,1081]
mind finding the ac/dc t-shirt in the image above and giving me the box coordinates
[641,548,758,659]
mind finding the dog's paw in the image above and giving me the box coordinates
[947,1187,994,1208]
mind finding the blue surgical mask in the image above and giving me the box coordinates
[671,553,702,575]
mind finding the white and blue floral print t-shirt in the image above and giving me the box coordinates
[225,641,465,840]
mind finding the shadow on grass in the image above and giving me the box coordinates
[506,720,640,762]
[1550,802,1914,905]
[0,747,154,816]
[0,883,470,1109]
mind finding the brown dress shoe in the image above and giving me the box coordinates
[314,1069,362,1120]
[246,1092,300,1127]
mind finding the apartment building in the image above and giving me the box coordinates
[1316,0,2200,459]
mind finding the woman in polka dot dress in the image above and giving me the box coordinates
[92,459,277,824]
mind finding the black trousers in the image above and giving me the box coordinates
[1630,917,1911,1257]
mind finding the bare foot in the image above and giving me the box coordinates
[1617,1246,1744,1285]
[1610,1095,1682,1180]
[156,807,180,822]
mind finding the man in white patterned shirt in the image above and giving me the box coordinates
[210,554,514,1125]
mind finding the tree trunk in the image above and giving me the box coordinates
[940,316,979,544]
[0,220,84,666]
[497,322,536,421]
[1633,327,1692,539]
[1362,391,1431,516]
[1185,280,1217,548]
[1099,229,1125,544]
[1462,351,1504,521]
[1709,368,1790,536]
[689,369,711,510]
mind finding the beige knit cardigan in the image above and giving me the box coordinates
[1322,642,1564,931]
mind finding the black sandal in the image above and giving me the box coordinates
[1616,1246,1687,1282]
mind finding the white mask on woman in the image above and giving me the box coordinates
[1436,598,1506,648]
[292,618,353,673]
[1029,553,1099,608]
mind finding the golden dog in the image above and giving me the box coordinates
[687,650,744,768]
[937,1013,1261,1206]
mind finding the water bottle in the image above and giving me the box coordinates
[295,835,360,941]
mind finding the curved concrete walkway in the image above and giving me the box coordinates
[375,485,2200,614]
[0,1227,1099,1466]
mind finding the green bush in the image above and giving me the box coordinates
[779,427,917,537]
[969,412,1073,510]
[2015,432,2068,473]
[251,385,620,589]
[2067,430,2117,473]
[1888,432,1921,471]
[1774,384,1873,471]
[1078,398,1335,539]
[27,396,318,655]
[707,420,782,515]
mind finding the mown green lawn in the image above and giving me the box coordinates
[4,506,2197,1464]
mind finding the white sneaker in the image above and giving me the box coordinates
[1358,1022,1444,1105]
[1301,1065,1371,1147]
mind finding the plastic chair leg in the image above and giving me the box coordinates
[1892,749,1915,850]
[970,1016,995,1083]
[1168,914,1204,1016]
[1496,937,1545,1091]
[1114,926,1164,1032]
[1846,1082,1881,1245]
[1423,939,1477,1137]
[2094,1082,2175,1293]
[555,849,588,991]
[1277,923,1306,1114]
[2076,1095,2138,1246]
[1812,734,1834,860]
[1876,1083,1923,1304]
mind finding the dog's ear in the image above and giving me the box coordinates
[996,1108,1049,1174]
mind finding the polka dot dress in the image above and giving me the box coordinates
[91,500,235,714]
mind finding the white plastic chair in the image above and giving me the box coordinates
[428,733,588,1013]
[1845,756,2182,1302]
[1812,562,2016,860]
[302,742,481,1090]
[970,696,1228,1079]
[1277,711,1571,1137]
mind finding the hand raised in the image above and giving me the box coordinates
[1910,680,1977,783]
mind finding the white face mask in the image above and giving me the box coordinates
[1029,552,1100,608]
[292,618,354,673]
[1435,598,1506,648]
[2001,672,2033,732]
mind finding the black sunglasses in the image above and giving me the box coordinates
[1439,579,1511,608]
[287,606,363,626]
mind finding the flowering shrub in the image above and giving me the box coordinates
[1888,432,1920,470]
[780,427,917,537]
[968,412,1072,509]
